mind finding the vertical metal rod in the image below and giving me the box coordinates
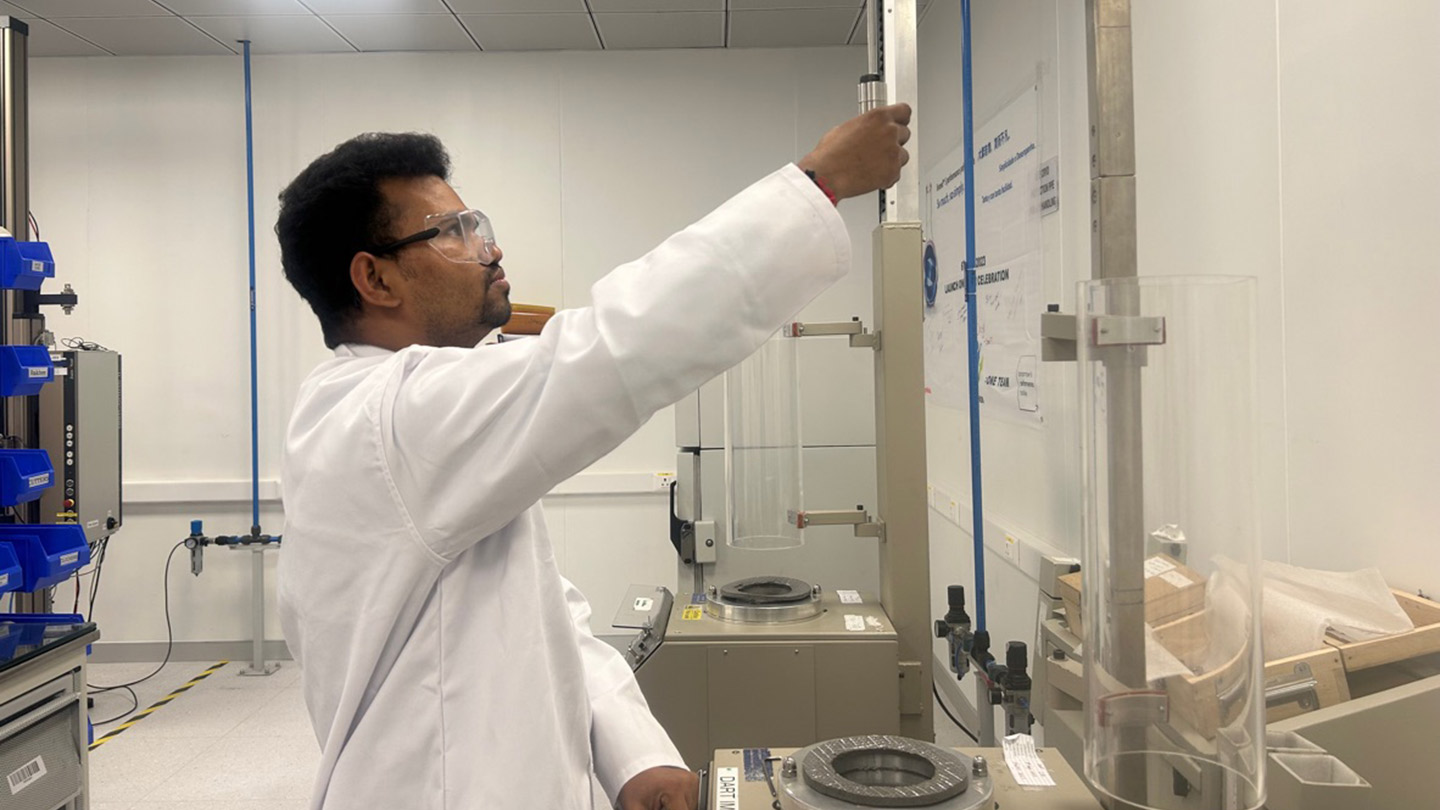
[1085,0,1145,805]
[242,39,260,534]
[238,41,276,676]
[960,0,987,633]
[250,547,265,670]
[0,19,45,613]
[975,675,995,747]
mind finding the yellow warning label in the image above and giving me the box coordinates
[682,606,703,621]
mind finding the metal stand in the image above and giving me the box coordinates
[239,545,278,676]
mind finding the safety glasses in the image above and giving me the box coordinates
[368,209,499,266]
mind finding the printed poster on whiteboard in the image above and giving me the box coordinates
[922,86,1044,427]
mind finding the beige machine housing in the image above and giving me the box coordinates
[706,745,1103,810]
[633,591,901,769]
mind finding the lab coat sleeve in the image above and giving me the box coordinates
[561,577,687,804]
[383,164,851,560]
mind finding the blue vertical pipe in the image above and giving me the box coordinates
[242,40,260,531]
[960,0,987,632]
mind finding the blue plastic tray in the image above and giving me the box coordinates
[0,346,53,397]
[0,544,19,595]
[0,525,89,591]
[0,237,54,291]
[0,449,54,507]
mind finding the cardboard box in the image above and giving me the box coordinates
[1056,554,1206,639]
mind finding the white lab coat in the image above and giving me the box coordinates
[277,164,851,809]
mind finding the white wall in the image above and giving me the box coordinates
[919,0,1438,723]
[28,45,874,646]
[1276,0,1440,591]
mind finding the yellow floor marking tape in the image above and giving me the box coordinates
[88,660,230,751]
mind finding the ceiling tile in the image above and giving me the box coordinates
[324,13,476,51]
[27,17,107,55]
[164,0,312,15]
[730,0,861,8]
[593,11,721,50]
[302,0,448,13]
[729,7,858,48]
[10,0,169,17]
[190,15,354,54]
[459,13,596,51]
[588,0,719,11]
[58,16,234,54]
[447,0,584,12]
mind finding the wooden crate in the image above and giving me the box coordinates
[1324,589,1440,673]
[1057,554,1206,639]
[1152,612,1351,739]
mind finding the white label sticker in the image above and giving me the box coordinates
[1143,557,1176,578]
[715,767,740,810]
[1002,734,1056,787]
[27,366,47,379]
[633,597,654,613]
[0,573,7,589]
[27,473,50,489]
[866,616,885,631]
[1037,157,1060,216]
[837,590,863,604]
[1159,570,1194,590]
[60,552,79,566]
[844,614,866,632]
[29,260,43,274]
[7,756,46,795]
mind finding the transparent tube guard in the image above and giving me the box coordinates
[724,333,804,550]
[1078,276,1265,810]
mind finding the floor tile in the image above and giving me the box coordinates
[229,686,315,739]
[88,736,210,803]
[144,736,320,802]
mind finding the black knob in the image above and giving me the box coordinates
[947,585,966,610]
[1007,641,1028,674]
[934,620,948,639]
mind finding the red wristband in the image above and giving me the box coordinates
[802,169,839,206]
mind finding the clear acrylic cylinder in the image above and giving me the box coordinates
[1078,276,1265,810]
[724,332,804,550]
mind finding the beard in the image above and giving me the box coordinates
[479,284,512,330]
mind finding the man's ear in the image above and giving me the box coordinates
[349,252,404,310]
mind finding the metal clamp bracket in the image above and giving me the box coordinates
[787,319,880,350]
[790,508,886,541]
[1091,314,1166,347]
[1265,662,1320,713]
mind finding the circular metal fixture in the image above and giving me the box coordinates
[706,577,823,623]
[777,736,993,810]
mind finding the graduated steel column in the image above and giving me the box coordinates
[867,0,932,740]
[1086,0,1147,807]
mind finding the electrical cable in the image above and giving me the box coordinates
[60,336,110,352]
[26,210,38,239]
[933,683,980,744]
[89,685,138,726]
[88,542,184,702]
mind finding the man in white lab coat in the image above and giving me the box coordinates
[274,104,911,810]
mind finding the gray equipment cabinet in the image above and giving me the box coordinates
[0,624,99,810]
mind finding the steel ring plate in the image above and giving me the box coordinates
[801,736,969,808]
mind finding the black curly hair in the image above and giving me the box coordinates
[276,132,451,348]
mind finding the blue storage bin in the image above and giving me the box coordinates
[0,544,20,595]
[0,525,89,591]
[0,623,19,660]
[0,237,54,291]
[0,449,54,506]
[0,346,54,397]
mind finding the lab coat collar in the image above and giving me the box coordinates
[334,343,395,359]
